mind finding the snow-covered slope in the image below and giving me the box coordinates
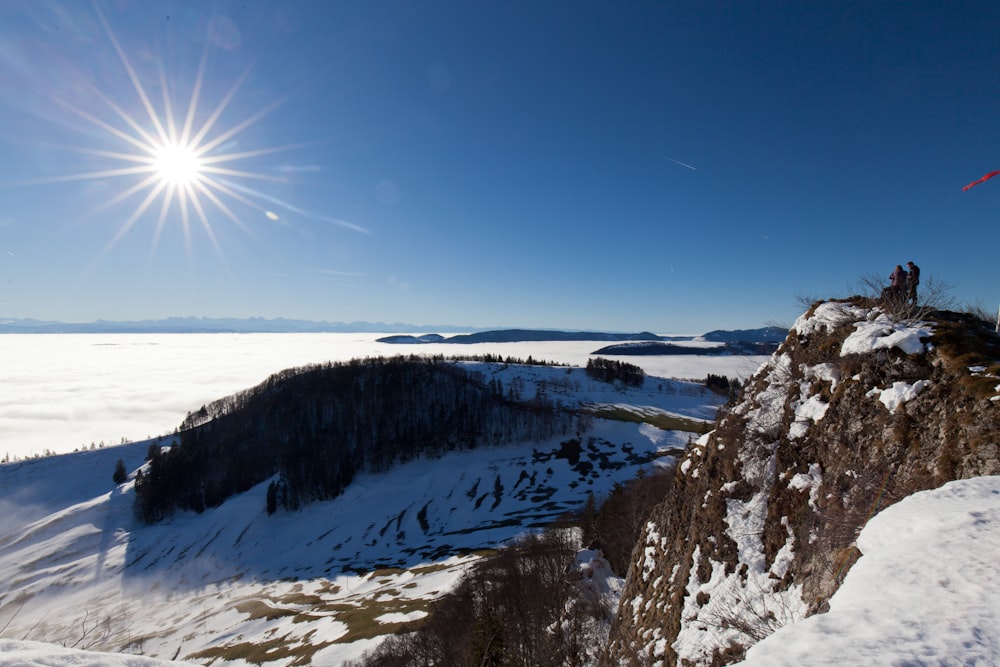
[0,639,200,666]
[737,475,1000,665]
[0,362,724,665]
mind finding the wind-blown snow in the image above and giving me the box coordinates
[737,476,1000,666]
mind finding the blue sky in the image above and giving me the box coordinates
[1,0,999,333]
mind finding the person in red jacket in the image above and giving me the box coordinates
[882,264,908,303]
[889,264,908,293]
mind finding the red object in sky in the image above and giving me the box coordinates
[962,170,1000,191]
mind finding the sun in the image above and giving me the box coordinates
[14,7,312,261]
[152,141,203,188]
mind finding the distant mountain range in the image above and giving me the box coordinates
[377,329,693,344]
[378,327,788,347]
[0,317,481,334]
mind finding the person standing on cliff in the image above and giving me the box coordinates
[887,264,908,298]
[906,261,920,305]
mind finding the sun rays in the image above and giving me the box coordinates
[25,7,308,264]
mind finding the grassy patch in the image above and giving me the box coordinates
[581,405,712,433]
[331,598,433,644]
[369,567,407,578]
[234,599,298,622]
[201,584,437,663]
[408,562,456,576]
[190,634,334,667]
[275,592,329,607]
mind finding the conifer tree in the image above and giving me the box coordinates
[112,458,128,485]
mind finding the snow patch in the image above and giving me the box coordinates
[789,395,829,439]
[840,314,932,356]
[793,302,866,336]
[376,611,429,624]
[866,380,930,412]
[787,463,823,509]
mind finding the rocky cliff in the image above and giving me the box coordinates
[605,299,1000,665]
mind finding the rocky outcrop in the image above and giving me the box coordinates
[605,300,1000,665]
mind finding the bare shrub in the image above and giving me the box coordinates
[700,574,802,646]
[793,294,824,315]
[854,272,954,324]
[350,531,591,667]
[960,300,998,327]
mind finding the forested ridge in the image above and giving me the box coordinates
[135,356,584,522]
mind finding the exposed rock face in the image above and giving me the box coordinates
[605,300,1000,666]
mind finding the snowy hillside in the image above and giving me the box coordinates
[0,361,722,665]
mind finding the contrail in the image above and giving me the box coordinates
[663,156,697,171]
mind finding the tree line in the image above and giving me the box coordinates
[585,357,645,387]
[134,356,584,522]
[351,464,678,666]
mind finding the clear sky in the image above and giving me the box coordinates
[1,0,999,333]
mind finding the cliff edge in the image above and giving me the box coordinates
[606,299,1000,665]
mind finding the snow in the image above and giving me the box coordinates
[840,314,932,356]
[792,302,932,357]
[737,476,1000,666]
[866,379,931,412]
[573,548,624,616]
[375,611,428,624]
[788,394,829,439]
[0,640,200,666]
[792,302,867,336]
[787,463,823,509]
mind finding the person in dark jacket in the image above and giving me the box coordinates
[906,261,920,305]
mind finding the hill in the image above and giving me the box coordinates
[591,341,779,356]
[697,326,789,344]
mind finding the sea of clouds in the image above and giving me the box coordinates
[0,333,769,459]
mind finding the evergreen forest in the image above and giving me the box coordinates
[134,356,584,522]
